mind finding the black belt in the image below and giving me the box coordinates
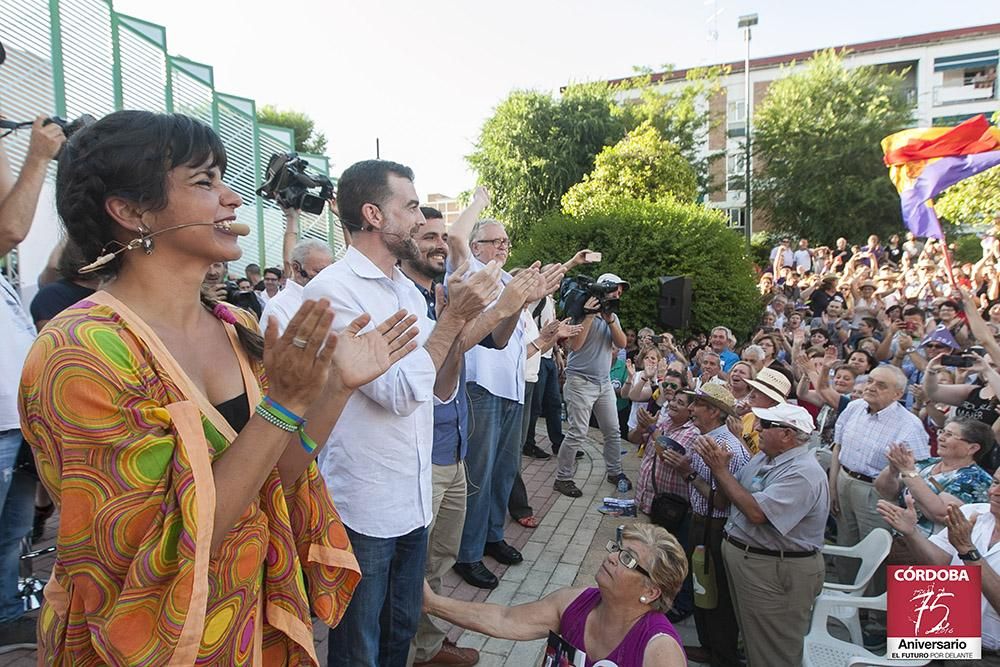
[840,464,875,484]
[724,532,818,559]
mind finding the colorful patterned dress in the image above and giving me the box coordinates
[19,292,360,666]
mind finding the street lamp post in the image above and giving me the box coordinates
[738,13,758,245]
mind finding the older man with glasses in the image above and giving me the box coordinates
[695,402,827,667]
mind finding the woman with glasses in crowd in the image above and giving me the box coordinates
[423,523,689,666]
[875,417,993,543]
[18,111,419,664]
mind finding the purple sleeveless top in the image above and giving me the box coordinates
[559,588,684,666]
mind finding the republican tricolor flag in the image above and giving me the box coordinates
[881,114,1000,240]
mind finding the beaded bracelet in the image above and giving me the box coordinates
[256,397,319,454]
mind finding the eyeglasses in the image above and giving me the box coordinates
[759,419,792,430]
[474,237,512,250]
[605,540,651,578]
[938,428,971,443]
[662,382,680,390]
[924,343,949,350]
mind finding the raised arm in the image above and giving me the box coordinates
[0,117,66,255]
[446,186,490,267]
[423,581,581,641]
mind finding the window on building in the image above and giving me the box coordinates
[727,208,746,228]
[727,100,746,123]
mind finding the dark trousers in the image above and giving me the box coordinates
[525,357,563,450]
[509,382,535,520]
[687,512,740,667]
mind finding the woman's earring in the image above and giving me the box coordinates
[640,596,648,603]
[137,223,154,254]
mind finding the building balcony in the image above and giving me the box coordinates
[933,80,996,106]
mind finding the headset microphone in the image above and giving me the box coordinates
[79,219,251,274]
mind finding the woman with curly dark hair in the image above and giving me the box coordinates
[18,111,418,665]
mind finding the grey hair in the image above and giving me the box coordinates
[874,365,908,393]
[469,218,505,246]
[794,429,812,445]
[712,326,736,347]
[702,350,721,363]
[742,345,765,362]
[291,239,333,267]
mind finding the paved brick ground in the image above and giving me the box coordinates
[2,424,706,666]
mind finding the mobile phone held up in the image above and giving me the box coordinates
[940,354,974,368]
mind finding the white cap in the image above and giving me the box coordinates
[597,273,630,290]
[750,403,814,434]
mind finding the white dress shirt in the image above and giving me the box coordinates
[1,275,36,430]
[459,256,527,404]
[303,246,439,538]
[928,503,1000,650]
[834,398,929,478]
[258,280,303,336]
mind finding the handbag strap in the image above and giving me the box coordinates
[701,473,716,574]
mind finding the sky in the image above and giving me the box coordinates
[115,0,1000,197]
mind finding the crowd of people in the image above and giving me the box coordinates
[0,109,998,667]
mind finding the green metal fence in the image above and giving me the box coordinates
[0,0,343,279]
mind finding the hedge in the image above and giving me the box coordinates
[508,197,761,338]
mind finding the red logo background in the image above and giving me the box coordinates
[887,566,981,639]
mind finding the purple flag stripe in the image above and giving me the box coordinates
[899,151,1000,239]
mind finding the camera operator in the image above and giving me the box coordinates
[553,273,632,498]
[0,115,65,652]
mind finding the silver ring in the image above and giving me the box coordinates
[292,337,309,349]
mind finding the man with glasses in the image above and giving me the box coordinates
[662,383,749,666]
[445,187,565,588]
[259,239,333,335]
[695,402,827,667]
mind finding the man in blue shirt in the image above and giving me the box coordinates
[709,326,740,373]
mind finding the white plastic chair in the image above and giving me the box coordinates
[819,528,892,643]
[803,593,929,667]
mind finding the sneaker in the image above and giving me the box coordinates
[0,615,38,655]
[553,479,583,498]
[607,473,633,490]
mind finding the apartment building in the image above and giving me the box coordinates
[606,23,1000,232]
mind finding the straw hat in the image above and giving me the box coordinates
[682,383,737,416]
[744,367,792,404]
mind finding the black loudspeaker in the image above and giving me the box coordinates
[657,276,692,330]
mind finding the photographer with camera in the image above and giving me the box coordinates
[553,273,632,498]
[0,115,64,652]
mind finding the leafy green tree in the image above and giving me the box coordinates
[257,105,328,155]
[616,66,728,195]
[467,84,625,240]
[561,121,697,216]
[752,49,913,243]
[509,197,760,337]
[936,111,1000,228]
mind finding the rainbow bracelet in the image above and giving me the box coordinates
[256,397,319,454]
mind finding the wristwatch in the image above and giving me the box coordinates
[684,472,698,483]
[958,548,982,562]
[900,470,920,479]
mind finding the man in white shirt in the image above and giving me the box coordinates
[444,187,564,589]
[878,475,1000,665]
[830,365,929,589]
[0,116,65,653]
[305,160,497,667]
[793,238,812,273]
[259,238,332,335]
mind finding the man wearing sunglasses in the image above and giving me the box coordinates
[694,402,827,667]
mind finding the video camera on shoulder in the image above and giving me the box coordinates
[257,152,334,214]
[559,274,621,322]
